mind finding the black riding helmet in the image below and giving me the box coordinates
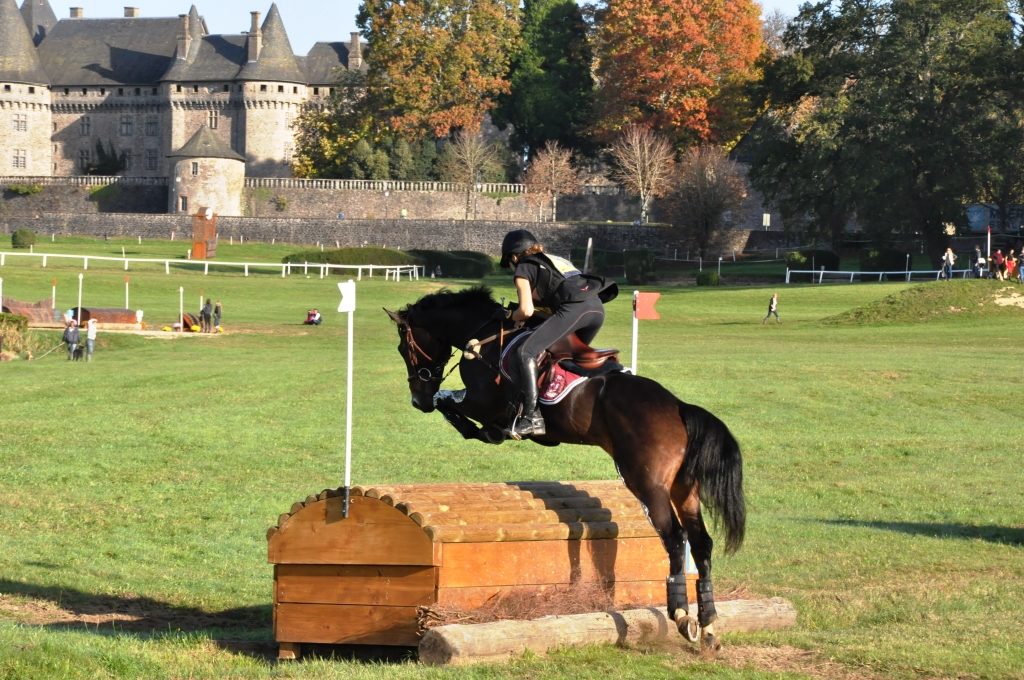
[500,229,539,269]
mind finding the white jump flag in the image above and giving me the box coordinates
[337,279,357,517]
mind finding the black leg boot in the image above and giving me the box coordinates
[511,357,545,438]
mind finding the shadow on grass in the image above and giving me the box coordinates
[0,579,416,663]
[820,519,1024,546]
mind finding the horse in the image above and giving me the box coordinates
[384,286,745,652]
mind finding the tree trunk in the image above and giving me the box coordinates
[419,598,797,666]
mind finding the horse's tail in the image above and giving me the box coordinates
[679,401,745,554]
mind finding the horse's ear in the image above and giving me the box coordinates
[384,308,401,324]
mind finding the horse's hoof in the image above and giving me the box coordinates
[673,609,700,643]
[699,631,722,658]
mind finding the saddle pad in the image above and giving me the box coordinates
[500,332,588,404]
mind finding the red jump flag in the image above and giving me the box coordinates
[633,291,661,320]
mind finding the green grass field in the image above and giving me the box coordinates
[1,238,1022,679]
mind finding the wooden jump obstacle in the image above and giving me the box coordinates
[266,480,694,659]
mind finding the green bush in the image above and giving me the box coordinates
[786,249,839,270]
[408,249,493,278]
[860,248,909,272]
[6,183,43,196]
[696,270,721,286]
[623,249,655,284]
[11,228,36,249]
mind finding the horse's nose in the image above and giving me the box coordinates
[411,394,435,413]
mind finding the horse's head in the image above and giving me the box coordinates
[384,307,451,413]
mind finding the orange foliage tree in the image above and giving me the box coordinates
[357,0,520,140]
[594,0,763,146]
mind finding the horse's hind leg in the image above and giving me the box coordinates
[673,485,721,654]
[620,476,693,636]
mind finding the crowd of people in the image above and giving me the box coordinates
[961,245,1024,281]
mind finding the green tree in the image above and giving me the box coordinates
[356,0,520,140]
[493,0,595,158]
[750,0,1021,254]
[291,71,369,178]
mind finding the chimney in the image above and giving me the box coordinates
[247,12,262,63]
[70,7,83,18]
[176,14,192,60]
[348,32,363,70]
[124,7,139,18]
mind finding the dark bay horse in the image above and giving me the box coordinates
[385,286,744,652]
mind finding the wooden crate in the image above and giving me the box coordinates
[266,481,696,658]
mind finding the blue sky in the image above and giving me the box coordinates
[48,1,807,55]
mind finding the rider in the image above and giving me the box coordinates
[498,229,614,438]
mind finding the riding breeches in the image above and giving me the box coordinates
[517,296,605,364]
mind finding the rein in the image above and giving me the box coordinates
[402,323,457,384]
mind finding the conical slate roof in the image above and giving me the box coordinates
[168,126,245,161]
[20,0,56,46]
[238,3,304,83]
[161,5,211,81]
[0,0,49,83]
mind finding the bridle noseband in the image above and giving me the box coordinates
[400,322,456,384]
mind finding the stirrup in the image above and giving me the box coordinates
[508,412,546,440]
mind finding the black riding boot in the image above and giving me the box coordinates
[511,357,546,438]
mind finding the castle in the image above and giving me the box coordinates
[0,0,364,211]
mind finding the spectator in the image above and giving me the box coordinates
[762,293,781,324]
[63,320,80,360]
[993,250,1006,280]
[200,298,213,333]
[974,246,985,278]
[86,318,97,362]
[1007,250,1018,282]
[213,300,222,331]
[304,309,322,325]
[941,247,956,280]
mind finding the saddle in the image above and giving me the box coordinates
[546,333,621,374]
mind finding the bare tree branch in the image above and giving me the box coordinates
[665,145,748,256]
[609,125,675,224]
[523,141,580,221]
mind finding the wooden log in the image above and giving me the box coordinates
[418,598,797,666]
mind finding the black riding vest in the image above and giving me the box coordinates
[516,254,618,307]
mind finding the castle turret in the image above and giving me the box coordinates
[238,3,305,177]
[1,0,52,176]
[19,0,57,45]
[168,125,245,216]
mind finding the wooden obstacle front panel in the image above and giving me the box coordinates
[275,603,421,646]
[268,495,435,566]
[275,564,436,607]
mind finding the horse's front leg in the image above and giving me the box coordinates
[434,390,504,444]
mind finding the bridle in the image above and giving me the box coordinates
[400,321,457,384]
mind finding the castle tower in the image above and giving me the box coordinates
[19,0,56,45]
[237,3,305,177]
[0,0,52,176]
[168,125,245,216]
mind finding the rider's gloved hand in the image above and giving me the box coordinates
[491,306,513,321]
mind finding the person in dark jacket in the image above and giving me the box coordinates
[63,320,80,360]
[498,229,614,438]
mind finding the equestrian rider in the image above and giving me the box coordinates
[498,229,613,438]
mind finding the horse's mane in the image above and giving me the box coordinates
[404,286,497,316]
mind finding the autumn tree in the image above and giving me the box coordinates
[609,125,675,224]
[291,71,368,178]
[437,129,504,219]
[493,0,596,158]
[665,146,747,257]
[594,0,763,147]
[356,0,520,140]
[523,140,580,221]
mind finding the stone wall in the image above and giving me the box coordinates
[0,212,684,257]
[0,183,167,215]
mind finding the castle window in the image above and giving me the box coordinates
[208,109,219,129]
[193,84,199,93]
[191,161,199,176]
[28,86,35,94]
[118,88,124,96]
[176,84,182,93]
[12,149,27,169]
[120,115,133,136]
[278,85,284,93]
[152,87,157,95]
[260,84,267,92]
[135,88,141,96]
[329,88,335,96]
[63,88,69,95]
[12,113,27,132]
[81,88,87,95]
[79,148,91,172]
[293,86,298,94]
[145,116,158,136]
[99,87,105,95]
[313,87,319,95]
[223,84,229,92]
[123,150,133,171]
[179,195,188,212]
[283,146,292,163]
[145,148,158,171]
[3,85,10,92]
[80,116,91,136]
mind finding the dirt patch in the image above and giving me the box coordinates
[993,287,1024,307]
[702,644,886,680]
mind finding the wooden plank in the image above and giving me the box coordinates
[275,564,436,606]
[277,642,300,660]
[268,496,434,566]
[425,520,657,543]
[438,538,669,588]
[275,602,421,646]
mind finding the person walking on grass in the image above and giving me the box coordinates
[63,319,80,359]
[86,318,97,362]
[763,293,781,324]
